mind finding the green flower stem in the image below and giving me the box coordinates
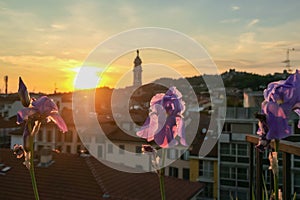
[28,122,40,200]
[274,139,279,200]
[159,169,166,200]
[159,149,166,200]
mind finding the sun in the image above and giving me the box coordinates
[72,66,103,90]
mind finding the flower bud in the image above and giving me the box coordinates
[18,77,31,107]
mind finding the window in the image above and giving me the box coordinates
[220,189,231,200]
[220,179,235,186]
[231,168,236,179]
[237,167,248,180]
[295,171,300,186]
[222,123,231,132]
[107,144,113,153]
[237,143,248,156]
[220,156,236,162]
[182,168,190,180]
[220,166,230,178]
[167,149,178,160]
[135,146,142,154]
[37,145,44,151]
[119,145,125,154]
[65,131,73,142]
[47,130,52,142]
[98,146,103,158]
[180,150,189,161]
[38,130,43,141]
[198,182,214,198]
[231,123,252,134]
[220,143,230,155]
[237,191,248,199]
[169,167,178,178]
[96,135,104,143]
[56,131,62,142]
[200,160,214,178]
[81,135,91,143]
[66,145,71,153]
[231,143,236,155]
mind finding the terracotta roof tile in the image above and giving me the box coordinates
[0,149,203,200]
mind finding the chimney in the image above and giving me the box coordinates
[4,75,8,95]
[38,147,54,167]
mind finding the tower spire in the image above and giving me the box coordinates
[134,49,142,67]
[133,49,142,87]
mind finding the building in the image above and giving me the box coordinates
[218,107,300,200]
[0,116,18,148]
[243,89,263,108]
[189,112,218,200]
[0,94,25,148]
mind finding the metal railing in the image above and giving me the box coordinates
[246,135,300,200]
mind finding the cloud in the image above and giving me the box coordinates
[247,19,259,28]
[231,6,240,11]
[51,23,66,30]
[220,18,240,24]
[235,32,257,53]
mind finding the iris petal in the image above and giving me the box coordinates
[48,113,68,133]
[137,87,186,148]
[257,70,300,151]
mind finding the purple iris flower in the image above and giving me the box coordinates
[256,70,300,150]
[17,78,68,150]
[137,86,186,148]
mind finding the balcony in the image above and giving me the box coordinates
[246,135,300,200]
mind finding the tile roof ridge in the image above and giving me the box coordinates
[85,157,138,200]
[85,157,108,194]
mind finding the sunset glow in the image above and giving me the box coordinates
[0,1,300,93]
[72,66,103,90]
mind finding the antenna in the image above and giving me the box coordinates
[282,48,295,73]
[54,83,58,94]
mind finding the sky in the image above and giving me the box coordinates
[1,0,300,93]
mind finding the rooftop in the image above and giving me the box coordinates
[0,148,203,200]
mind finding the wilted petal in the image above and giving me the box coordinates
[268,151,279,175]
[142,144,156,154]
[18,77,31,107]
[48,113,68,133]
[13,144,25,158]
[23,151,31,169]
[293,104,300,128]
[255,135,270,152]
